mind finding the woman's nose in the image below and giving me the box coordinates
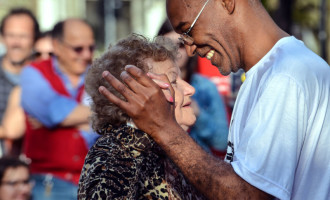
[185,44,197,57]
[182,80,195,96]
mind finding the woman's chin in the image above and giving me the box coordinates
[180,118,197,131]
[181,125,190,131]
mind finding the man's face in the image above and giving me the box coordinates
[53,21,95,77]
[0,166,32,200]
[2,14,35,65]
[166,0,242,75]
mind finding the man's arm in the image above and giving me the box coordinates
[60,104,90,127]
[21,66,90,128]
[98,66,272,200]
[1,86,25,139]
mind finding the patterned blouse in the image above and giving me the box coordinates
[78,124,206,200]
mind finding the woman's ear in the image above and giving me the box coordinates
[221,0,235,14]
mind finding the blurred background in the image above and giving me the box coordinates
[0,0,328,63]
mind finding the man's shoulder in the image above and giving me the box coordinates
[275,37,329,72]
[268,37,330,86]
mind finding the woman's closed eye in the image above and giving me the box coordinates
[170,79,177,85]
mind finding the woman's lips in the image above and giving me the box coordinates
[183,102,191,107]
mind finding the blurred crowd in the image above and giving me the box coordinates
[0,7,241,200]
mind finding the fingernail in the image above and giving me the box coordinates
[125,65,133,70]
[102,71,109,77]
[168,96,174,102]
[164,83,170,87]
[98,86,104,93]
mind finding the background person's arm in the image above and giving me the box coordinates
[1,86,25,139]
[21,66,90,128]
[60,104,90,127]
[99,66,272,200]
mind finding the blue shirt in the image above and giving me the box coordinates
[20,57,98,148]
[189,74,229,152]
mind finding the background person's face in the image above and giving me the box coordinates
[2,14,34,65]
[147,59,196,131]
[0,166,32,200]
[34,36,53,61]
[53,21,94,77]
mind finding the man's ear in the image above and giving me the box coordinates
[52,39,60,55]
[221,0,235,14]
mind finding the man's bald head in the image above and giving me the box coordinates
[52,18,92,41]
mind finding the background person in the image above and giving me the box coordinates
[98,0,330,199]
[0,30,54,157]
[0,157,33,200]
[78,34,206,200]
[0,8,39,157]
[32,31,53,61]
[20,18,98,200]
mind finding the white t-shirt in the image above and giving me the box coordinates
[225,36,330,200]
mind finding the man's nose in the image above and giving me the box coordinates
[81,47,93,59]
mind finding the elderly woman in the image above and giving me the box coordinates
[78,34,206,199]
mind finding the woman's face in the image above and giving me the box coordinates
[34,36,53,61]
[147,58,196,131]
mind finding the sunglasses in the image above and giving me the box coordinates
[1,179,34,188]
[61,40,95,54]
[34,51,54,57]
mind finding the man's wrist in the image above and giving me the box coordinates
[151,121,185,148]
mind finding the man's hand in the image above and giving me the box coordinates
[98,65,177,138]
[98,65,272,200]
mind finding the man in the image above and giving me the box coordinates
[0,157,33,200]
[0,8,39,156]
[20,18,97,200]
[99,0,330,199]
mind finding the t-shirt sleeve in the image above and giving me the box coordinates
[20,66,78,128]
[231,75,307,200]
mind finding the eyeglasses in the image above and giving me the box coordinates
[1,179,34,189]
[61,40,95,54]
[179,0,210,46]
[34,51,54,58]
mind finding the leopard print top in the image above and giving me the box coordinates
[78,124,206,200]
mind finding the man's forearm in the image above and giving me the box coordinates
[155,123,271,200]
[60,104,91,127]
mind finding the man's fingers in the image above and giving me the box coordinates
[151,79,173,103]
[125,65,156,87]
[147,72,175,103]
[161,88,174,103]
[151,78,170,89]
[101,71,134,108]
[98,86,130,111]
[120,71,144,94]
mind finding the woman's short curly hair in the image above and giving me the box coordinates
[85,34,178,133]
